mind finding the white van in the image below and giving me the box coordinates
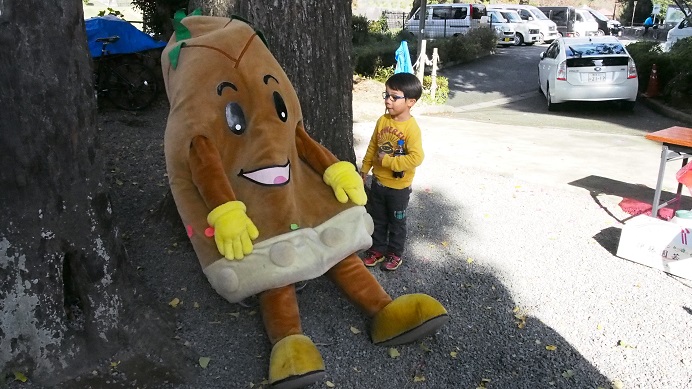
[491,3,560,43]
[405,3,488,39]
[664,17,692,51]
[489,7,541,45]
[574,9,599,37]
[481,9,517,46]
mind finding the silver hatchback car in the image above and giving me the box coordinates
[537,36,638,111]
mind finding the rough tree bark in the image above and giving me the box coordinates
[0,1,189,385]
[186,0,357,162]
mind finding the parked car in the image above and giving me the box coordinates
[664,17,692,51]
[405,3,487,38]
[491,3,560,42]
[489,7,541,45]
[539,6,598,37]
[581,7,623,36]
[575,9,599,37]
[481,10,518,46]
[537,36,638,111]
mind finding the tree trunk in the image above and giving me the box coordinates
[186,0,356,163]
[0,1,189,385]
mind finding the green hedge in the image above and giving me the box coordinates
[627,38,692,107]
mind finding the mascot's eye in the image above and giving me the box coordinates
[273,92,287,123]
[225,102,246,135]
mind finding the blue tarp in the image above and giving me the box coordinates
[86,15,167,58]
[394,41,413,74]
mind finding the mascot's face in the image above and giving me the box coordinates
[217,75,292,187]
[164,17,304,192]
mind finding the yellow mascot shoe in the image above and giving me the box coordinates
[269,334,326,389]
[370,293,449,346]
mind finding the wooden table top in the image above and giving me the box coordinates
[646,126,692,148]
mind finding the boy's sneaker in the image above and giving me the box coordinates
[362,250,384,267]
[381,253,402,271]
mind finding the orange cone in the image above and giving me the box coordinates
[645,63,660,98]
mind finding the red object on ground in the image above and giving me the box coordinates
[645,63,660,98]
[618,197,674,220]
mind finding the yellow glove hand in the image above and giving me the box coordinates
[207,201,259,260]
[323,161,367,205]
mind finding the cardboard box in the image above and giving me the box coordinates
[616,214,692,280]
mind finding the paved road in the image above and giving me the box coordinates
[437,44,680,136]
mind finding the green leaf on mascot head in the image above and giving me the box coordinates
[168,42,186,70]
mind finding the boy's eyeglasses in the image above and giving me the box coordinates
[382,92,406,101]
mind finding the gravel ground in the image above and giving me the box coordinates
[10,80,692,388]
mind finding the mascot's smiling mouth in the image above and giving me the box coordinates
[239,160,290,186]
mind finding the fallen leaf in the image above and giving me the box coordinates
[617,340,636,348]
[545,345,557,351]
[193,302,200,308]
[450,351,458,358]
[419,343,432,352]
[413,375,425,382]
[388,348,400,358]
[169,298,181,308]
[612,379,624,389]
[290,223,300,230]
[229,312,240,318]
[441,241,448,247]
[199,356,210,368]
[326,381,336,388]
[350,326,361,334]
[596,324,603,331]
[13,372,27,382]
[352,367,361,372]
[467,258,474,264]
[562,370,575,378]
[110,361,120,368]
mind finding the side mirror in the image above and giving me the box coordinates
[528,16,534,21]
[540,51,546,59]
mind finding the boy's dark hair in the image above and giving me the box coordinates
[386,73,423,100]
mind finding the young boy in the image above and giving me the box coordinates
[360,72,424,271]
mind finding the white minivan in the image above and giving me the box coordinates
[489,7,542,45]
[405,3,488,39]
[491,3,560,43]
[664,17,692,51]
[482,9,517,46]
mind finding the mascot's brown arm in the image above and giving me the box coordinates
[295,123,339,175]
[190,135,236,209]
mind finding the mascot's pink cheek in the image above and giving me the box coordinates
[274,176,288,184]
[186,225,194,238]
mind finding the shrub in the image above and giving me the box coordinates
[353,15,370,45]
[627,39,690,105]
[422,74,449,104]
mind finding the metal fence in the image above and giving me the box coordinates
[381,11,409,31]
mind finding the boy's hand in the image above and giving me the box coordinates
[323,161,367,205]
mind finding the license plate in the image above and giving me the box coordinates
[588,73,606,82]
[503,37,511,42]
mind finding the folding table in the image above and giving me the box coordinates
[645,126,692,217]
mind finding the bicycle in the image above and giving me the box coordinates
[93,36,158,111]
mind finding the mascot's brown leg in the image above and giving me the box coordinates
[259,285,325,389]
[328,254,450,346]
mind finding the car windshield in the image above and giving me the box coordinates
[577,10,597,21]
[501,11,522,23]
[587,8,608,21]
[529,8,550,20]
[565,42,626,57]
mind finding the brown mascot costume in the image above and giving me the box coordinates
[162,11,449,389]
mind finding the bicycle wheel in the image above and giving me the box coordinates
[105,62,158,110]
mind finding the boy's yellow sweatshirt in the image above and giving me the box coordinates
[361,114,424,190]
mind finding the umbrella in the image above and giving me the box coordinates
[394,41,413,74]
